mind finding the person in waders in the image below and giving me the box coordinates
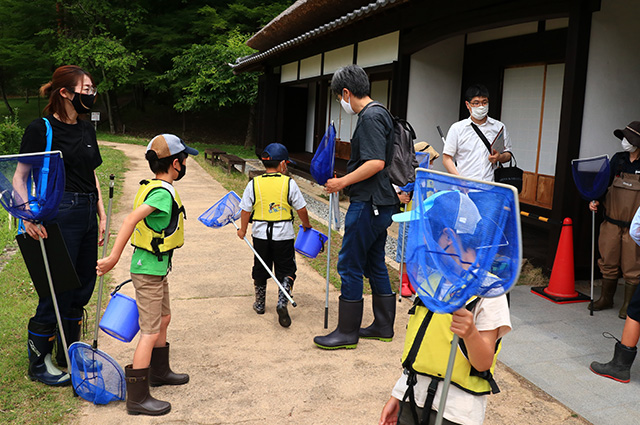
[589,201,640,383]
[379,191,511,425]
[237,143,312,328]
[589,121,640,319]
[314,64,398,350]
[97,134,197,415]
[19,65,106,387]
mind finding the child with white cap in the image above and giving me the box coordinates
[97,134,198,416]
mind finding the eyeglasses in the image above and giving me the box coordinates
[469,100,488,107]
[71,86,98,96]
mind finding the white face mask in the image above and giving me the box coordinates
[622,137,637,153]
[470,104,489,121]
[340,94,356,116]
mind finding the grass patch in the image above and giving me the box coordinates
[517,259,549,286]
[0,145,127,425]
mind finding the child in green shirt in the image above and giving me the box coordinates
[97,134,198,416]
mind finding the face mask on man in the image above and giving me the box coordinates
[340,91,356,116]
[470,104,489,121]
[70,92,95,114]
[621,137,637,153]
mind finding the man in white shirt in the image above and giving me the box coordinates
[442,84,512,182]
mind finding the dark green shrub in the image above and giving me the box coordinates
[0,113,23,155]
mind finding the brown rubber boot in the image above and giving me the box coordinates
[591,278,618,311]
[125,365,171,416]
[149,343,189,387]
[619,282,639,319]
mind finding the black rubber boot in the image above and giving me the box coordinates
[359,293,396,341]
[56,308,83,368]
[314,297,363,350]
[619,282,638,320]
[276,277,294,328]
[253,280,266,314]
[149,342,189,387]
[27,319,70,386]
[591,278,617,311]
[125,365,171,415]
[590,341,637,383]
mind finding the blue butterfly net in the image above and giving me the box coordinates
[395,169,522,313]
[69,342,125,405]
[0,151,65,222]
[199,191,242,228]
[571,155,610,201]
[310,123,336,185]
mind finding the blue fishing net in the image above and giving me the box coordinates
[199,191,242,228]
[310,123,336,186]
[571,155,610,201]
[69,342,125,405]
[0,151,65,222]
[393,169,522,313]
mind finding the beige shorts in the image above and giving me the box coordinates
[131,273,170,334]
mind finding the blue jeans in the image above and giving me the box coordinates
[337,201,394,300]
[33,192,98,324]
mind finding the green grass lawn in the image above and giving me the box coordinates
[0,145,128,425]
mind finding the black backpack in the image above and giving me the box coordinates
[370,103,418,187]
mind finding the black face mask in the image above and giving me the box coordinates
[70,92,95,114]
[174,162,186,181]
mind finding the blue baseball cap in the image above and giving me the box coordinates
[261,143,296,164]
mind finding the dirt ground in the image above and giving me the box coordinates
[73,141,590,425]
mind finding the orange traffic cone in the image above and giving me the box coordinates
[532,218,590,304]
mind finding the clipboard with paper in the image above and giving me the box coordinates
[491,126,505,153]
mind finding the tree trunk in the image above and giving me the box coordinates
[101,68,115,134]
[244,103,256,150]
[0,80,15,117]
[25,88,29,104]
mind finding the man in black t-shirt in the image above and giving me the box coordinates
[314,64,398,350]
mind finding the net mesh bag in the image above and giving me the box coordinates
[310,123,336,186]
[571,154,610,201]
[0,151,65,222]
[69,342,125,404]
[396,169,521,313]
[198,191,242,228]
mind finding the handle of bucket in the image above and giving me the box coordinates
[318,232,326,254]
[110,279,133,296]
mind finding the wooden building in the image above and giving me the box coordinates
[232,0,640,274]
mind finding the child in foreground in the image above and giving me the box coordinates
[96,134,198,416]
[380,191,511,425]
[237,143,311,327]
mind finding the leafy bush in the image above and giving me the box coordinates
[0,113,23,155]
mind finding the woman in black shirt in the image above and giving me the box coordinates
[17,65,106,386]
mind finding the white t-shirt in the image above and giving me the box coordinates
[443,117,512,182]
[239,176,307,240]
[391,295,512,425]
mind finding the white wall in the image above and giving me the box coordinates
[580,0,640,159]
[406,36,465,172]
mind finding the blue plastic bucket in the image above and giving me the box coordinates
[99,293,140,342]
[294,225,328,259]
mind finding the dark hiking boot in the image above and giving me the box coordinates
[125,365,171,416]
[276,277,294,328]
[28,319,70,386]
[619,282,638,319]
[149,342,189,387]
[591,278,617,311]
[56,308,83,368]
[253,280,266,314]
[590,341,637,383]
[360,293,396,341]
[314,297,363,350]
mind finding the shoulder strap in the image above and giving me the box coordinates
[38,118,54,201]
[470,123,492,154]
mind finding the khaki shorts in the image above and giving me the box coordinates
[131,273,170,334]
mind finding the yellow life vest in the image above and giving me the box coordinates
[251,173,293,222]
[401,296,501,396]
[130,179,185,257]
